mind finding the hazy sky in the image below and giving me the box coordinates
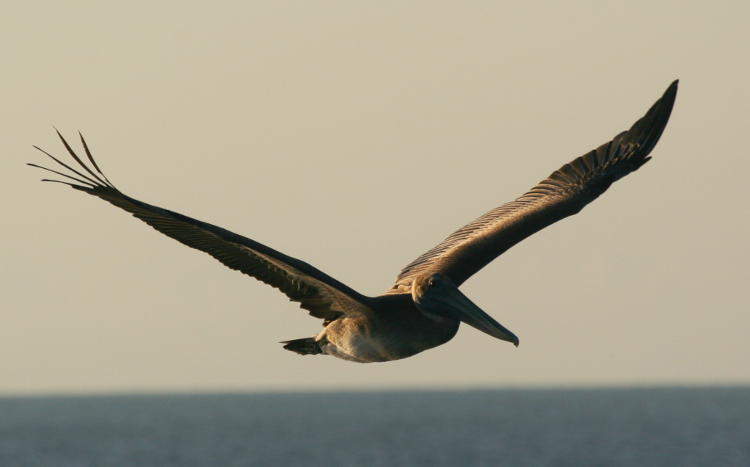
[3,2,749,394]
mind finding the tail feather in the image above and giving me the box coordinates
[281,338,322,356]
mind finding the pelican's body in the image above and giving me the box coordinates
[30,81,677,363]
[313,295,459,362]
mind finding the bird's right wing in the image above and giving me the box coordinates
[29,132,371,323]
[393,80,678,290]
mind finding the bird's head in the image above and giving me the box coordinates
[412,273,519,346]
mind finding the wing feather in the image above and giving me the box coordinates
[394,81,677,290]
[30,133,370,322]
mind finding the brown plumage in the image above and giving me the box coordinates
[29,81,677,362]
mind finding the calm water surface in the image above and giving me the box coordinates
[0,387,748,466]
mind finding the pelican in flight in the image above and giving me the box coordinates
[30,81,677,363]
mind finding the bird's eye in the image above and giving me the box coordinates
[428,278,436,287]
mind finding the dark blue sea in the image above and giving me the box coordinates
[1,387,747,466]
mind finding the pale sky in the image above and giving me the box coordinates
[2,1,749,395]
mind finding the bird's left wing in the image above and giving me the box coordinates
[393,81,677,291]
[29,132,371,323]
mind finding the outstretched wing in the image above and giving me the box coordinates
[394,80,678,290]
[29,131,371,322]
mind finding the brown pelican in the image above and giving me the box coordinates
[29,81,677,363]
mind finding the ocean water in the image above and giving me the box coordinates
[0,387,747,467]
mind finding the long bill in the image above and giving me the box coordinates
[438,285,519,346]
